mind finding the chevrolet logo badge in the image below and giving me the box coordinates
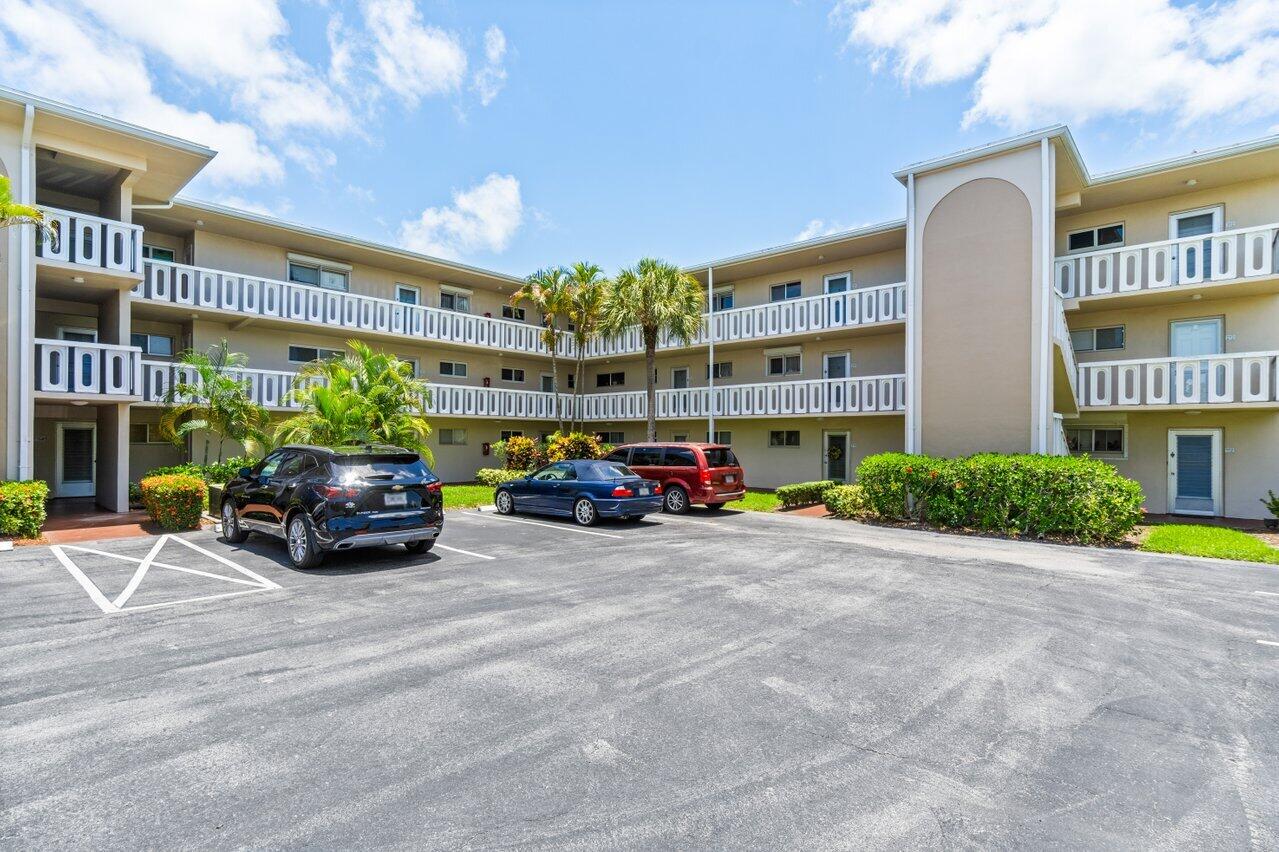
[392,485,405,491]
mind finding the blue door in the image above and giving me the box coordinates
[526,462,574,512]
[1169,430,1219,515]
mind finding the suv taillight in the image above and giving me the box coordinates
[611,486,634,497]
[319,484,360,500]
[426,481,443,494]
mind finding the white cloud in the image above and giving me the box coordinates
[398,173,523,260]
[346,184,377,204]
[363,0,468,105]
[285,144,339,178]
[832,0,1279,129]
[473,25,508,106]
[216,195,291,218]
[794,219,848,241]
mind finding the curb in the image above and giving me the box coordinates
[476,505,497,513]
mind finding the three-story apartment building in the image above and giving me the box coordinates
[2,88,1276,518]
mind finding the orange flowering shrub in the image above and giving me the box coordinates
[140,474,208,531]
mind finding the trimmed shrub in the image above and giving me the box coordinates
[775,480,837,508]
[503,436,540,471]
[824,484,870,519]
[476,468,530,488]
[0,480,49,539]
[145,456,256,485]
[545,432,604,462]
[140,474,208,531]
[855,452,1144,543]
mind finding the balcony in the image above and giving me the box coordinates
[584,282,907,357]
[134,260,573,359]
[1077,352,1279,409]
[1054,223,1279,311]
[35,206,144,281]
[1052,295,1079,415]
[34,339,142,400]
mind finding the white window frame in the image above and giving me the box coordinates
[288,345,345,364]
[438,428,467,446]
[58,326,98,342]
[822,351,851,379]
[502,305,526,322]
[440,284,473,314]
[539,372,556,393]
[671,366,690,389]
[1066,222,1125,254]
[1069,325,1126,353]
[596,371,626,388]
[438,360,468,378]
[130,332,175,356]
[823,272,852,294]
[707,361,733,380]
[768,429,802,448]
[707,430,732,444]
[287,252,351,292]
[395,284,420,306]
[1066,425,1128,460]
[711,286,735,312]
[765,347,803,377]
[499,430,524,441]
[1168,205,1224,240]
[595,431,625,444]
[128,423,167,444]
[500,367,525,384]
[769,281,802,302]
[142,245,176,262]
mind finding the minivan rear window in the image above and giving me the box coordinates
[703,448,738,467]
[665,448,696,467]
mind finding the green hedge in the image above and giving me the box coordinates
[775,480,837,508]
[145,456,256,485]
[0,480,49,539]
[545,432,605,462]
[140,474,208,531]
[855,452,1144,543]
[824,484,870,519]
[475,468,530,488]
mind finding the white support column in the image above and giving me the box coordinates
[1033,138,1055,453]
[16,103,36,480]
[707,266,715,442]
[904,172,920,454]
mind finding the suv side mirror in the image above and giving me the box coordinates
[238,467,252,479]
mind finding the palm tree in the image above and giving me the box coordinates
[511,267,571,431]
[600,258,704,441]
[566,261,607,432]
[159,340,271,465]
[0,175,44,230]
[275,340,436,465]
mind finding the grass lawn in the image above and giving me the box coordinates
[1140,524,1279,564]
[442,484,495,510]
[724,489,781,512]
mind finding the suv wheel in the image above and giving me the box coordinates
[705,502,726,512]
[573,498,598,526]
[220,500,249,543]
[663,485,689,514]
[286,513,323,569]
[405,539,435,554]
[495,489,514,515]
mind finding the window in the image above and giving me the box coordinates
[439,361,468,378]
[1069,326,1125,353]
[502,305,526,321]
[142,245,175,262]
[401,358,420,377]
[288,345,345,363]
[130,333,174,356]
[58,327,97,342]
[671,367,689,389]
[595,431,625,444]
[128,423,165,444]
[440,286,472,313]
[500,367,525,383]
[567,374,575,389]
[823,273,851,294]
[769,430,801,447]
[712,288,734,311]
[770,281,801,302]
[1066,427,1125,458]
[766,351,802,376]
[438,428,467,446]
[706,431,732,445]
[596,371,625,388]
[704,446,738,466]
[605,448,630,463]
[631,446,664,466]
[671,433,689,442]
[287,254,350,292]
[540,374,555,393]
[705,361,733,380]
[500,430,524,440]
[395,284,420,305]
[1067,223,1125,253]
[665,447,697,467]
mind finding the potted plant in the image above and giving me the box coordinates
[1261,490,1279,530]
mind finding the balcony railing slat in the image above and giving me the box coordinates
[1077,352,1279,407]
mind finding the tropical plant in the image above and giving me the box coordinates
[565,261,608,432]
[511,267,571,431]
[159,341,271,466]
[544,431,604,462]
[274,340,436,465]
[0,175,44,231]
[600,257,705,441]
[140,474,208,531]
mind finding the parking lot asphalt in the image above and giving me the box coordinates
[3,507,1278,849]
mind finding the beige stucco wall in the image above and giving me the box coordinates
[1069,292,1279,363]
[712,248,906,310]
[919,174,1036,456]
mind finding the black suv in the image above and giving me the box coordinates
[220,444,444,568]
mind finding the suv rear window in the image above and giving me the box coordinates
[703,447,738,467]
[665,448,697,467]
[630,447,664,466]
[333,455,431,477]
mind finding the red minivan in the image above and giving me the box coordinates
[605,443,746,513]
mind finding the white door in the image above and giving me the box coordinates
[823,431,850,483]
[1170,317,1223,403]
[823,352,850,380]
[1167,429,1222,516]
[671,367,689,389]
[56,422,96,498]
[1169,206,1223,281]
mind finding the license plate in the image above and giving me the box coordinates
[384,492,408,507]
[637,486,649,496]
[725,475,736,483]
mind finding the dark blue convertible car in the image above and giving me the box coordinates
[494,459,664,525]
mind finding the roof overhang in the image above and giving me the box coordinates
[684,219,907,284]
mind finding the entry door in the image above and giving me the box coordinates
[55,422,96,498]
[1170,317,1223,402]
[823,352,850,380]
[1170,207,1223,281]
[1168,429,1222,516]
[823,431,850,483]
[671,367,689,390]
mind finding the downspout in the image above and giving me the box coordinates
[706,266,714,442]
[904,172,918,454]
[17,103,35,480]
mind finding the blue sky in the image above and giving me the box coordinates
[2,0,1278,275]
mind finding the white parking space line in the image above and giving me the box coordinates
[472,514,625,539]
[433,543,496,560]
[66,545,267,588]
[111,536,166,608]
[655,515,728,529]
[50,546,118,614]
[1254,590,1279,597]
[1258,640,1279,647]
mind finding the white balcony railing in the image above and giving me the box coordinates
[34,339,142,397]
[1078,352,1279,407]
[584,282,907,358]
[1052,294,1078,400]
[134,260,574,359]
[1054,223,1279,300]
[35,206,144,275]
